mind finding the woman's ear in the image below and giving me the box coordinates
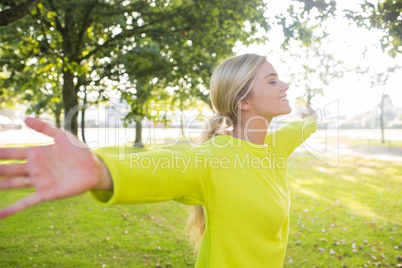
[238,98,251,111]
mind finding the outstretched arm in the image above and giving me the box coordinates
[0,117,113,219]
[265,103,318,158]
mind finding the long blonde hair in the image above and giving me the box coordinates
[187,53,267,251]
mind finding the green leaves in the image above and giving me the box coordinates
[2,0,360,138]
[344,0,402,57]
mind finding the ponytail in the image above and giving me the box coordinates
[187,114,233,251]
[200,114,233,143]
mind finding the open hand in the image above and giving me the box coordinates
[301,103,318,122]
[0,117,112,219]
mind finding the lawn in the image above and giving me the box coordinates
[338,136,402,149]
[285,154,401,267]
[0,142,401,267]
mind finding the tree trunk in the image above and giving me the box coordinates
[180,114,185,136]
[134,118,144,148]
[54,102,62,128]
[81,107,86,143]
[81,90,87,143]
[62,69,79,136]
[61,8,79,136]
[55,112,61,128]
[179,102,185,136]
[380,93,385,143]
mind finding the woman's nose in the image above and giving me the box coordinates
[281,81,289,91]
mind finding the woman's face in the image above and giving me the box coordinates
[245,61,291,120]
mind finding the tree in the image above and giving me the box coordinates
[344,0,402,57]
[281,42,343,105]
[370,66,399,142]
[0,0,41,26]
[1,0,340,143]
[0,13,64,126]
[1,0,273,137]
[378,93,393,142]
[276,0,337,48]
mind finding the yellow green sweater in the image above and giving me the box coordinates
[90,116,317,267]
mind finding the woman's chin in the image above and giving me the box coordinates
[280,107,292,115]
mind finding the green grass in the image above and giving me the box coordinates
[0,143,401,267]
[0,143,195,267]
[285,155,401,267]
[338,136,402,149]
[0,193,195,267]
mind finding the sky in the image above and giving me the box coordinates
[235,0,402,120]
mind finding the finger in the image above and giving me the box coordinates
[0,147,27,160]
[25,117,60,139]
[0,193,42,219]
[0,175,31,189]
[0,163,27,176]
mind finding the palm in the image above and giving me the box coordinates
[30,133,98,198]
[0,117,103,218]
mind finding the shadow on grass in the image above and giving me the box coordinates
[285,155,401,267]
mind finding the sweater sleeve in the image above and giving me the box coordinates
[89,149,209,206]
[265,116,317,158]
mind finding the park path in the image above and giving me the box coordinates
[340,145,402,162]
[1,128,402,162]
[294,135,402,163]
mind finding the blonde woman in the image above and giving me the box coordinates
[0,54,317,267]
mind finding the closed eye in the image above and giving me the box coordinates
[269,81,277,84]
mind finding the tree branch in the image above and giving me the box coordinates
[76,0,98,53]
[35,7,62,58]
[46,0,63,34]
[0,0,41,26]
[78,4,193,62]
[0,1,17,6]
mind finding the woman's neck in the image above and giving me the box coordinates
[231,118,271,145]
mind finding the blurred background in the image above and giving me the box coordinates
[0,0,401,149]
[1,1,401,267]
